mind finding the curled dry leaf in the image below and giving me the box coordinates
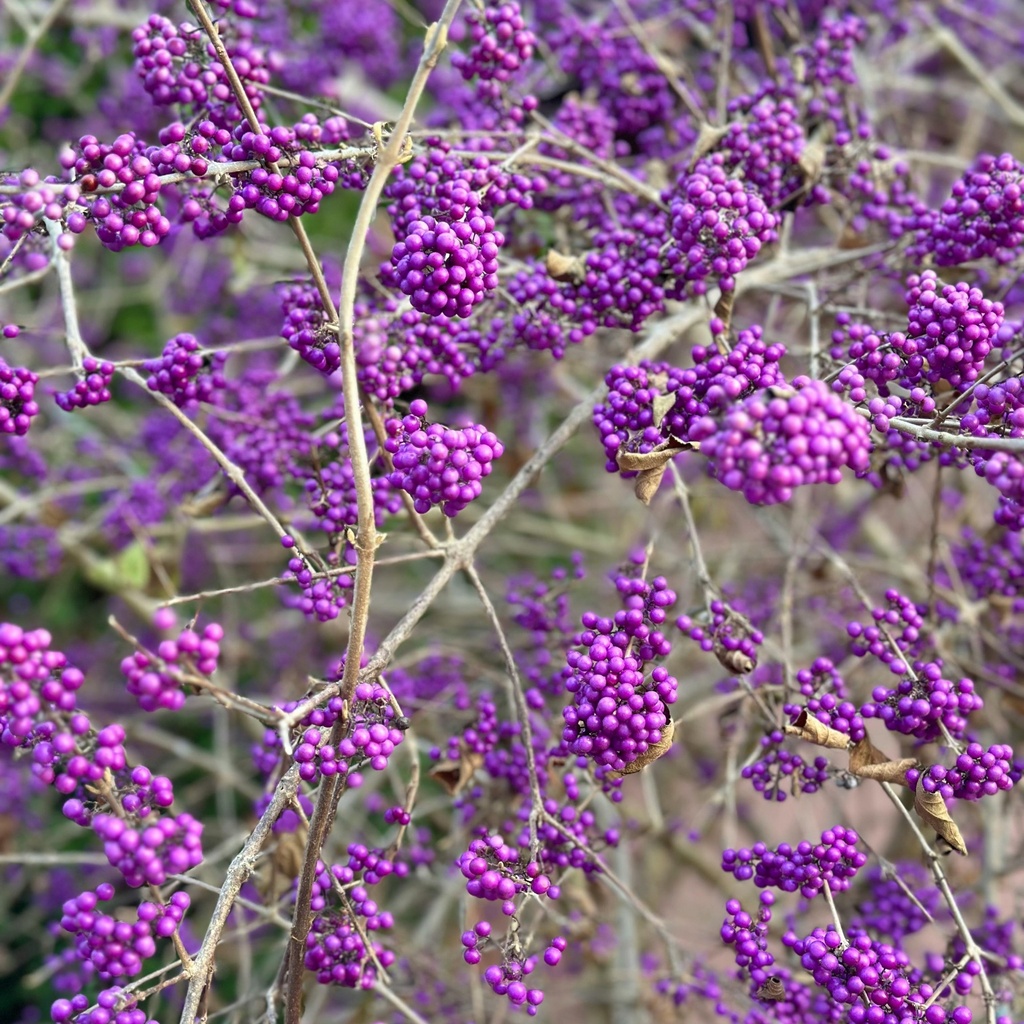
[755,977,786,1002]
[849,757,917,784]
[429,744,484,796]
[914,788,968,856]
[849,736,894,774]
[634,464,668,505]
[545,248,586,284]
[716,646,756,675]
[691,121,731,165]
[257,823,309,905]
[608,715,675,777]
[784,709,852,750]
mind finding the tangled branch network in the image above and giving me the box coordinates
[3,2,1024,1024]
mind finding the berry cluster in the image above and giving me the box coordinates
[721,826,866,898]
[59,885,190,980]
[676,599,764,675]
[849,863,942,945]
[906,742,1017,801]
[1,172,79,268]
[0,356,40,436]
[593,328,787,477]
[905,152,1024,265]
[64,764,175,827]
[143,332,227,407]
[786,658,866,743]
[390,213,503,319]
[282,550,352,622]
[453,3,535,84]
[846,588,929,674]
[92,811,203,888]
[226,121,344,222]
[742,730,832,802]
[131,15,271,127]
[897,271,1003,389]
[860,665,983,743]
[303,857,397,987]
[561,568,677,774]
[457,833,557,910]
[664,158,778,297]
[68,133,173,251]
[384,399,504,517]
[51,987,160,1024]
[55,357,115,412]
[781,925,973,1022]
[719,893,777,990]
[120,615,224,712]
[699,377,872,506]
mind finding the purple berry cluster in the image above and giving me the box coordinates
[677,599,764,675]
[742,730,832,802]
[906,742,1017,801]
[278,276,340,375]
[593,329,787,478]
[699,377,872,505]
[304,902,394,988]
[786,658,866,743]
[721,826,867,898]
[121,614,224,712]
[131,14,272,127]
[453,3,535,85]
[905,152,1024,266]
[51,987,160,1024]
[561,567,677,774]
[384,399,504,516]
[390,213,503,319]
[782,925,974,1023]
[846,588,928,674]
[92,811,203,888]
[457,833,557,910]
[720,892,777,990]
[226,121,343,223]
[896,271,1003,389]
[849,862,942,945]
[55,357,115,412]
[0,355,40,435]
[860,665,983,743]
[70,133,173,251]
[60,884,190,980]
[664,157,778,297]
[143,332,227,407]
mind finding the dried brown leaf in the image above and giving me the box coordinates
[256,825,308,904]
[429,746,484,796]
[848,737,891,774]
[754,977,786,1002]
[784,709,852,750]
[914,788,967,856]
[850,757,917,784]
[545,249,585,284]
[634,464,668,505]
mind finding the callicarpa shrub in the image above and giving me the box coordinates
[4,2,1024,1023]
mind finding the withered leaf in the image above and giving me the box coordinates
[691,121,731,165]
[609,717,675,777]
[849,737,892,774]
[545,249,585,284]
[651,392,677,431]
[429,746,484,796]
[634,464,669,505]
[256,824,308,905]
[849,757,917,784]
[914,789,968,856]
[785,710,851,750]
[754,977,786,1002]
